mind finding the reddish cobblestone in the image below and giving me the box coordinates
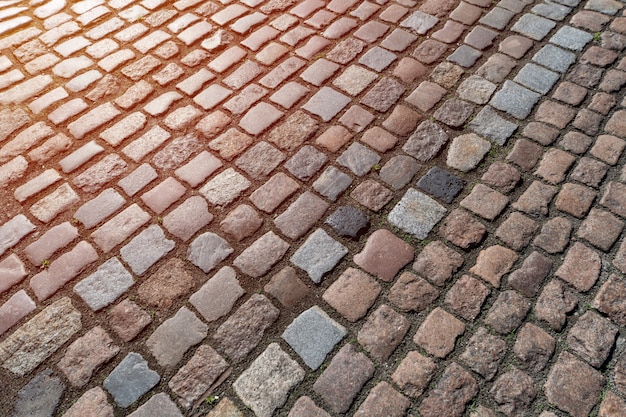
[353,229,414,282]
[414,307,465,358]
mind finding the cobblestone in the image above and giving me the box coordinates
[290,228,348,283]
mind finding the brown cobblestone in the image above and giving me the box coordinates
[358,304,409,361]
[414,307,465,358]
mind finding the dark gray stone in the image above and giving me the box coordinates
[417,166,464,204]
[325,206,369,237]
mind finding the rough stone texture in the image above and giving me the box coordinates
[264,267,309,308]
[220,204,263,242]
[146,307,208,368]
[460,184,509,221]
[514,323,555,373]
[58,326,119,387]
[126,393,183,417]
[0,297,81,376]
[187,232,234,273]
[533,217,573,254]
[63,387,114,417]
[168,345,230,409]
[447,133,491,172]
[508,251,553,298]
[438,209,487,249]
[460,327,506,380]
[120,225,175,276]
[593,274,626,326]
[282,305,346,369]
[414,307,465,358]
[444,275,490,321]
[490,368,537,416]
[402,120,449,162]
[535,280,578,331]
[353,381,411,417]
[495,211,539,251]
[469,245,518,288]
[354,229,414,282]
[11,369,65,417]
[419,363,478,417]
[288,396,331,417]
[274,191,329,240]
[358,304,409,361]
[325,206,369,238]
[103,352,160,408]
[388,188,447,239]
[214,294,279,362]
[545,352,605,417]
[233,343,304,417]
[567,310,618,368]
[555,242,601,292]
[413,241,463,287]
[290,229,348,283]
[391,350,438,398]
[190,266,244,323]
[485,290,531,335]
[313,343,374,413]
[108,299,152,342]
[234,231,289,277]
[323,267,381,322]
[388,271,439,313]
[138,258,195,310]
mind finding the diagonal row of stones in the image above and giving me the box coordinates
[1,0,626,415]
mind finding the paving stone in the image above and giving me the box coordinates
[598,391,626,417]
[444,275,490,321]
[73,257,134,312]
[126,393,183,417]
[249,173,298,214]
[514,63,560,94]
[405,81,446,112]
[27,132,72,163]
[512,180,557,216]
[393,57,427,84]
[456,75,497,105]
[0,254,27,295]
[224,84,267,115]
[511,322,555,373]
[187,269,244,327]
[490,368,537,416]
[200,168,251,207]
[414,307,465,358]
[479,6,516,30]
[291,228,348,283]
[469,244,518,288]
[545,352,605,417]
[532,45,577,76]
[219,204,263,242]
[103,352,160,408]
[438,209,487,249]
[269,81,309,109]
[195,111,231,140]
[469,105,518,145]
[507,251,553,298]
[481,162,520,193]
[379,155,420,190]
[531,217,571,254]
[311,342,374,413]
[288,396,330,417]
[411,241,463,288]
[601,181,626,220]
[495,211,539,251]
[459,327,506,380]
[284,145,327,181]
[485,290,531,335]
[535,279,578,331]
[567,310,617,368]
[234,343,304,417]
[350,180,392,212]
[389,188,447,239]
[0,289,35,336]
[354,229,414,282]
[91,204,150,252]
[555,182,597,219]
[552,82,588,106]
[391,350,438,399]
[577,208,623,251]
[187,231,233,273]
[448,44,483,67]
[72,154,128,194]
[357,304,409,361]
[23,221,78,266]
[593,274,626,326]
[168,344,230,409]
[204,398,243,417]
[63,387,114,417]
[153,133,204,172]
[214,294,279,362]
[572,108,604,136]
[559,131,593,154]
[108,299,151,342]
[234,231,289,278]
[312,166,352,201]
[236,141,285,180]
[136,258,194,311]
[322,268,380,322]
[499,34,533,59]
[353,381,410,417]
[120,225,175,275]
[274,191,328,239]
[402,120,449,162]
[490,80,541,120]
[522,122,560,147]
[208,128,253,161]
[11,368,65,417]
[58,326,119,387]
[511,13,557,40]
[338,105,375,133]
[28,182,79,223]
[0,297,81,376]
[264,266,309,308]
[146,307,208,369]
[460,184,509,221]
[419,362,478,417]
[417,166,464,204]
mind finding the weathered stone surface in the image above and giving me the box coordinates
[514,323,555,373]
[469,245,518,288]
[460,327,506,380]
[214,294,279,362]
[567,310,618,368]
[0,297,81,376]
[63,387,114,417]
[414,307,465,358]
[419,363,478,417]
[187,232,233,273]
[545,352,605,417]
[74,257,134,312]
[138,258,195,310]
[413,241,463,287]
[120,225,175,276]
[354,229,414,282]
[358,304,409,362]
[353,381,411,417]
[313,343,374,413]
[391,350,438,398]
[485,290,531,335]
[282,305,346,370]
[108,299,152,342]
[190,266,244,323]
[535,279,578,331]
[402,120,449,162]
[0,254,28,295]
[508,251,553,297]
[233,343,304,417]
[444,275,490,321]
[323,267,381,322]
[127,393,183,417]
[288,396,331,417]
[438,209,487,249]
[168,345,230,409]
[388,188,447,239]
[490,368,536,416]
[555,242,601,292]
[103,352,160,408]
[388,271,439,313]
[290,228,348,283]
[234,231,290,277]
[11,369,65,417]
[264,267,309,308]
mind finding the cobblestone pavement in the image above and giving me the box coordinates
[1,0,626,416]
